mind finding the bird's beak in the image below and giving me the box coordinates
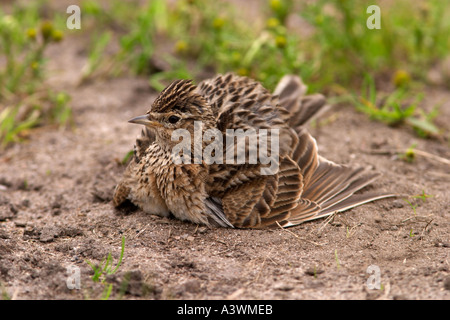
[128,114,162,127]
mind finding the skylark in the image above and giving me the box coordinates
[113,73,392,228]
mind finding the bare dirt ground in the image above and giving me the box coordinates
[0,32,449,300]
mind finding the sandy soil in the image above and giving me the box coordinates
[0,25,449,300]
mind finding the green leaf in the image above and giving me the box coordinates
[406,117,440,135]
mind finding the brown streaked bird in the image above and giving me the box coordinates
[113,73,393,228]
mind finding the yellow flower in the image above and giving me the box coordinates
[26,28,37,40]
[40,21,54,41]
[266,17,280,29]
[237,67,249,76]
[315,14,324,25]
[31,61,39,70]
[275,35,287,48]
[56,92,69,104]
[175,40,188,54]
[393,70,411,88]
[213,17,225,30]
[51,30,64,42]
[270,0,282,12]
[231,51,241,62]
[258,72,268,81]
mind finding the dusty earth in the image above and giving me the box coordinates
[1,20,450,301]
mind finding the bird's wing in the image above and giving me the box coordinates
[207,156,302,228]
[274,74,329,127]
[278,129,395,228]
[202,73,394,228]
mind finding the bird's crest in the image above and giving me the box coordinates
[150,79,204,114]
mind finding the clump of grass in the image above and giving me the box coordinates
[351,75,440,138]
[0,105,40,147]
[0,5,72,148]
[86,236,126,300]
[407,104,441,138]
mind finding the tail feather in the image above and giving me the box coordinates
[301,158,367,204]
[286,140,395,227]
[319,172,381,210]
[320,192,396,216]
[291,128,319,187]
[274,75,328,127]
[274,75,307,113]
[281,167,395,227]
[290,94,328,127]
[278,199,321,227]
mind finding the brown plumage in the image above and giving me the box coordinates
[113,73,393,228]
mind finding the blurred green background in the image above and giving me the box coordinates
[1,0,449,147]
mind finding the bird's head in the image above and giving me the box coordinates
[129,79,216,151]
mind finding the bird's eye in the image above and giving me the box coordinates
[168,115,180,124]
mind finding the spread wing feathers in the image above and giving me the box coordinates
[279,156,394,227]
[291,128,319,187]
[258,156,303,228]
[216,157,302,228]
[274,74,328,127]
[203,73,392,228]
[301,157,369,204]
[273,199,321,227]
[319,192,395,216]
[222,176,268,228]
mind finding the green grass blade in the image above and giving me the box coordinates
[112,236,126,274]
